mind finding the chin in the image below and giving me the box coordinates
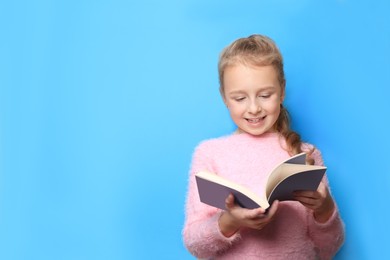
[242,129,268,136]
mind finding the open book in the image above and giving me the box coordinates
[195,153,326,210]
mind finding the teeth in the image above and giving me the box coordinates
[248,118,261,123]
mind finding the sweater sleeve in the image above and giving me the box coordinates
[182,142,241,258]
[304,146,345,259]
[306,204,345,260]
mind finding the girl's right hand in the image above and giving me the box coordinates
[218,194,279,237]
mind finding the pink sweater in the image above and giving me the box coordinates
[183,132,344,260]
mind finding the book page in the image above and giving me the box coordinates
[195,171,269,209]
[284,152,306,165]
[265,164,326,204]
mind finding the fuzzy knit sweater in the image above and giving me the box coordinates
[183,132,344,260]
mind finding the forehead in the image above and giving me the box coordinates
[223,64,280,91]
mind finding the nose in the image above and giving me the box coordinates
[248,99,261,114]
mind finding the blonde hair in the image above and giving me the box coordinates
[218,34,314,164]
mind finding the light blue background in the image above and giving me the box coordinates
[1,0,389,259]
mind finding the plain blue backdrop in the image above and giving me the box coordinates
[1,0,389,259]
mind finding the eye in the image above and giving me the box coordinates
[234,97,246,102]
[260,94,271,99]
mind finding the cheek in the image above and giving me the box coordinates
[265,98,282,113]
[227,103,245,116]
[271,104,281,116]
[272,102,281,112]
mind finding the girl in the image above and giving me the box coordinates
[183,35,344,259]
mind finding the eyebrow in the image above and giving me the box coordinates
[228,86,276,95]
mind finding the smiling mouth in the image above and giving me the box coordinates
[246,117,265,123]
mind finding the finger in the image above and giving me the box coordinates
[297,197,324,212]
[295,195,318,207]
[294,190,319,199]
[224,193,237,211]
[251,201,279,230]
[317,181,327,191]
[266,200,279,218]
[248,207,267,219]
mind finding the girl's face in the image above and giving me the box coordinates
[222,64,284,136]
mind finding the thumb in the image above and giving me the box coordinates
[225,193,236,210]
[266,200,279,218]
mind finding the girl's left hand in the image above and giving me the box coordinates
[293,181,335,223]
